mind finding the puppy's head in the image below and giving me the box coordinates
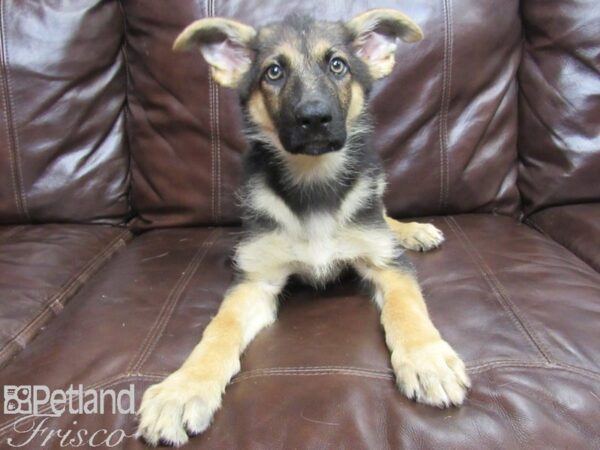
[174,10,423,156]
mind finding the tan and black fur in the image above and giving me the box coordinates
[138,10,469,446]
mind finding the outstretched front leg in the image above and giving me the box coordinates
[137,276,286,446]
[385,215,444,252]
[358,263,470,407]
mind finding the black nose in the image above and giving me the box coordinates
[295,101,332,129]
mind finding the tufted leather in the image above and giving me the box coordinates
[518,0,600,215]
[0,0,598,448]
[0,0,130,224]
[124,0,522,229]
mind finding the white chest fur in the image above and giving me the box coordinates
[236,176,398,284]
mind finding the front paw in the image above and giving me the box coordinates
[137,371,222,447]
[392,340,470,408]
[398,223,444,252]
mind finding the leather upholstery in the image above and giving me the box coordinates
[0,216,598,448]
[528,203,600,272]
[518,0,600,214]
[125,0,522,229]
[0,0,130,224]
[0,225,130,367]
[0,0,598,448]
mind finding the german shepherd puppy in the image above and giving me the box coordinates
[138,9,470,446]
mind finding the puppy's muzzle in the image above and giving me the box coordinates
[288,100,346,156]
[296,100,332,130]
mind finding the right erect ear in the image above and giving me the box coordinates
[173,18,257,89]
[346,9,423,80]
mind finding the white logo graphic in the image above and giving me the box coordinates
[4,386,32,415]
[3,384,137,447]
[3,384,135,416]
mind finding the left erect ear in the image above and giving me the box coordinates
[346,9,423,80]
[173,18,257,89]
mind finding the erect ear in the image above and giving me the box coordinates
[346,9,423,80]
[173,18,257,88]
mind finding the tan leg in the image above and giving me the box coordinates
[385,215,444,252]
[359,264,470,407]
[137,277,285,446]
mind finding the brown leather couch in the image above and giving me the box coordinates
[1,1,599,448]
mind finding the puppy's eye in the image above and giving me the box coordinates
[265,64,284,82]
[329,57,347,76]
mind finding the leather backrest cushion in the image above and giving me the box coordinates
[125,0,522,228]
[518,0,600,215]
[0,0,130,224]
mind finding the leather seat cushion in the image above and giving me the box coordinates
[0,215,598,448]
[527,203,600,272]
[0,225,130,368]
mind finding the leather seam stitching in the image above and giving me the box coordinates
[209,77,216,222]
[215,59,222,222]
[0,2,28,219]
[135,230,220,371]
[117,0,133,226]
[128,241,202,372]
[209,0,222,221]
[233,362,600,383]
[125,232,210,373]
[452,217,556,362]
[235,365,393,373]
[207,0,216,223]
[438,0,452,211]
[230,371,394,384]
[0,3,26,220]
[1,362,598,437]
[446,217,554,363]
[141,359,600,383]
[2,21,28,220]
[0,229,130,361]
[233,367,394,379]
[126,229,220,374]
[444,217,540,356]
[141,357,600,380]
[446,0,453,208]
